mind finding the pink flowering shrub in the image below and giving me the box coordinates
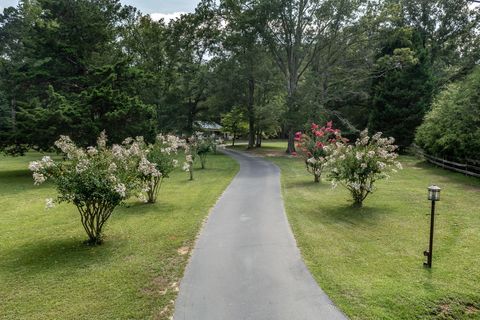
[29,132,140,245]
[326,129,402,207]
[295,121,345,182]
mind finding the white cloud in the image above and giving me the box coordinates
[150,12,186,23]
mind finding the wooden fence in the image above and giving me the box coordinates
[412,146,480,178]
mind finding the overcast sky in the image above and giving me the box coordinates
[0,0,200,21]
[1,0,478,21]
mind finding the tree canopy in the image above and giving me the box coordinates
[1,0,479,156]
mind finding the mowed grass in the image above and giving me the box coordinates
[0,151,238,320]
[232,141,480,319]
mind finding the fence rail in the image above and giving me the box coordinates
[413,147,480,178]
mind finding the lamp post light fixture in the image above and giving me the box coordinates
[424,185,441,268]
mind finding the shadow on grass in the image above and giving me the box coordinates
[2,238,111,273]
[285,180,328,189]
[307,204,387,226]
[120,201,176,216]
[0,169,31,180]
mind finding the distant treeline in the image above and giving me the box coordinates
[0,0,479,156]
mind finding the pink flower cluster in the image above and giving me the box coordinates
[294,121,346,182]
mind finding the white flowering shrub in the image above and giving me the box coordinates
[183,136,198,181]
[197,136,214,169]
[211,135,224,154]
[326,129,402,207]
[181,134,216,180]
[130,134,183,203]
[29,132,139,245]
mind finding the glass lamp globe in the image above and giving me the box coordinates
[428,185,441,201]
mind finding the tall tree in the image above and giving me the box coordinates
[0,0,155,154]
[220,0,267,148]
[369,26,433,148]
[369,0,480,148]
[254,0,367,153]
[163,0,221,133]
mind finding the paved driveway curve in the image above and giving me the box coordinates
[173,149,347,320]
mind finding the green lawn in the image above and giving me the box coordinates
[232,141,480,320]
[0,151,238,320]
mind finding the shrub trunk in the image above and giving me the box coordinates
[199,154,207,169]
[146,176,163,203]
[76,200,116,245]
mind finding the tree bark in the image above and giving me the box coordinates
[11,97,16,132]
[285,78,298,154]
[187,100,197,134]
[255,129,262,147]
[247,77,255,149]
[286,129,295,154]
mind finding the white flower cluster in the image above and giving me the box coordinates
[114,183,126,198]
[31,132,188,207]
[183,154,194,172]
[29,156,55,185]
[326,129,402,205]
[54,135,85,159]
[75,159,90,173]
[157,134,183,153]
[45,198,55,209]
[138,157,162,177]
[30,132,139,205]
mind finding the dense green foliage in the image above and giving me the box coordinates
[1,0,478,157]
[0,1,156,154]
[415,67,480,160]
[369,28,433,148]
[221,106,248,146]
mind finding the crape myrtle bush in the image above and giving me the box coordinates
[197,135,215,169]
[29,132,140,245]
[326,129,402,207]
[183,136,199,181]
[129,134,183,203]
[294,121,346,183]
[29,132,185,244]
[182,134,218,180]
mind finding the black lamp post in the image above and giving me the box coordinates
[424,185,441,268]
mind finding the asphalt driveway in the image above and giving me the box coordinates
[173,149,347,320]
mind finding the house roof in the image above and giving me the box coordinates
[194,121,222,131]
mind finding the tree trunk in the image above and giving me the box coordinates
[189,166,194,180]
[285,85,297,154]
[187,100,198,134]
[286,129,295,154]
[255,130,262,147]
[77,201,115,245]
[11,97,16,132]
[146,176,163,203]
[247,78,255,149]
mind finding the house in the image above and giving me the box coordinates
[193,121,223,136]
